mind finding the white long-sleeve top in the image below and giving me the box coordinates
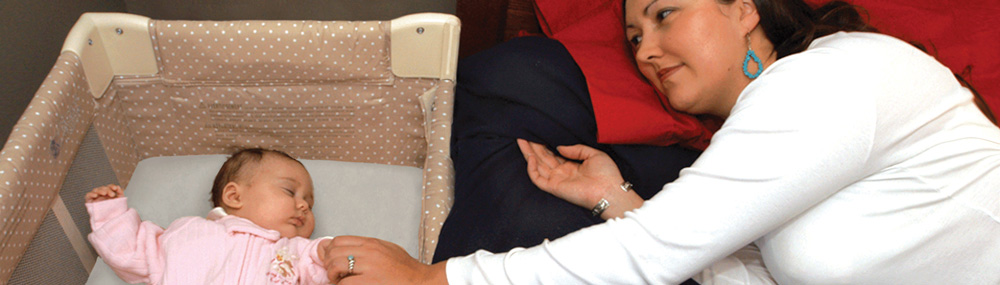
[446,32,1000,284]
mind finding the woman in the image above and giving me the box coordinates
[322,0,1000,283]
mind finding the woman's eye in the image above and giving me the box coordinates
[656,9,673,21]
[629,35,643,46]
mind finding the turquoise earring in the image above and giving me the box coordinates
[742,35,762,79]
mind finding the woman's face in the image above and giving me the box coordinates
[625,0,755,117]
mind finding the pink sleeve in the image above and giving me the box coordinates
[295,237,333,285]
[86,198,166,283]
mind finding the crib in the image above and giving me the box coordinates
[0,12,459,283]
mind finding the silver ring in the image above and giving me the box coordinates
[348,255,355,274]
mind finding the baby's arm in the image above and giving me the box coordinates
[86,185,166,283]
[296,237,334,284]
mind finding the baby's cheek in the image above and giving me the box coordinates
[303,213,317,236]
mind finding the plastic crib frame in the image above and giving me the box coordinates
[0,12,459,283]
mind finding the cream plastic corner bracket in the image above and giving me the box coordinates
[390,13,461,81]
[62,13,158,99]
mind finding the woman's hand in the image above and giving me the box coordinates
[516,139,643,219]
[322,236,447,285]
[85,184,124,203]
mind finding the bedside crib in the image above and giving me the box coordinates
[0,12,459,283]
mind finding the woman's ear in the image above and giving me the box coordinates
[739,0,761,34]
[221,182,244,209]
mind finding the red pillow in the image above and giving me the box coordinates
[822,0,1000,118]
[534,0,999,149]
[535,0,719,150]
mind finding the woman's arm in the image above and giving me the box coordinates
[444,58,877,283]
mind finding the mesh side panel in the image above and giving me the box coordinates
[60,126,118,244]
[8,210,88,285]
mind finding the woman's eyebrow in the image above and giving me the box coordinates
[626,0,662,29]
[644,0,661,16]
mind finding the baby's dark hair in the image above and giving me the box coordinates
[210,148,303,207]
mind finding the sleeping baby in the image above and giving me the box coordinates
[86,148,333,284]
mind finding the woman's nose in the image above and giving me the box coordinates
[634,38,661,64]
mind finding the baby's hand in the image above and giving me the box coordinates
[317,238,333,263]
[85,184,124,203]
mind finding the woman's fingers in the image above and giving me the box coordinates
[325,242,367,282]
[329,235,372,247]
[324,236,434,285]
[518,139,549,180]
[528,140,563,170]
[325,236,369,280]
[557,144,605,161]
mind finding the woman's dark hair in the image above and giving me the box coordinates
[729,0,876,59]
[209,148,303,207]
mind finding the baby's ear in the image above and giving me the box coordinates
[221,182,244,209]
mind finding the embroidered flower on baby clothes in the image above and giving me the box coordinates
[267,247,298,284]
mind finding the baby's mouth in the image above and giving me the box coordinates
[291,217,304,227]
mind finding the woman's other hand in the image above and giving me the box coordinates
[516,139,643,219]
[323,236,447,284]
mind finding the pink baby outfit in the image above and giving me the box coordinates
[87,198,331,284]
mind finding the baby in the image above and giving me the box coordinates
[86,148,333,284]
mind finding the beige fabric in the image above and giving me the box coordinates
[418,80,455,262]
[0,53,97,282]
[94,77,436,166]
[151,20,393,85]
[1,16,457,282]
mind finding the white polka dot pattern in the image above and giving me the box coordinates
[151,20,392,85]
[417,80,455,263]
[0,53,97,282]
[1,18,458,275]
[95,77,435,167]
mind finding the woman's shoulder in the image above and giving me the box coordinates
[808,32,912,51]
[762,31,943,86]
[775,32,925,68]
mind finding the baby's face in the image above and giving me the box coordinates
[238,154,316,238]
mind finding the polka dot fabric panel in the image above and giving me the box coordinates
[96,77,436,167]
[151,20,393,85]
[0,53,97,282]
[418,80,455,263]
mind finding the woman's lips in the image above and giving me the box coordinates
[657,65,681,82]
